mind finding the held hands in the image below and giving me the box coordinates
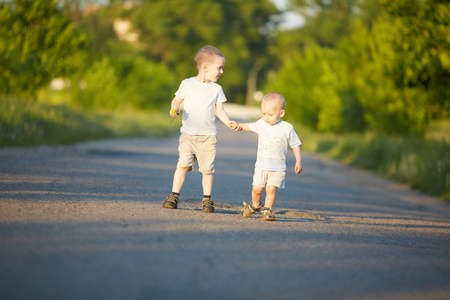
[229,120,242,131]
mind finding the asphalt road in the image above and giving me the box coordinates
[1,120,450,300]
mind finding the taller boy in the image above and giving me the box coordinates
[162,45,238,213]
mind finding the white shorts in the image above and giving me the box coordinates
[252,167,285,189]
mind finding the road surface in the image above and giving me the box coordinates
[1,118,450,300]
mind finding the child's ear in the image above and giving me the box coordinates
[280,110,285,117]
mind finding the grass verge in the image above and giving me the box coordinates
[299,128,450,202]
[0,96,180,147]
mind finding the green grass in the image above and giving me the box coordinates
[298,127,450,202]
[0,95,180,147]
[425,119,450,142]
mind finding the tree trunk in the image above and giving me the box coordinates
[245,63,262,106]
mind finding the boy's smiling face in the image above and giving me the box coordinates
[204,55,225,83]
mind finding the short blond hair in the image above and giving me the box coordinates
[194,45,224,70]
[262,92,285,110]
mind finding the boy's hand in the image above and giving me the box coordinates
[295,162,303,174]
[229,121,242,131]
[170,108,179,117]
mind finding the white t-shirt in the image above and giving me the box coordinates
[249,119,302,171]
[175,77,227,135]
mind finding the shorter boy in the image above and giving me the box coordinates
[237,92,302,221]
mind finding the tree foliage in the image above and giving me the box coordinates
[0,0,87,98]
[71,53,177,110]
[289,0,358,47]
[129,0,278,103]
[267,0,450,137]
[1,0,448,138]
[266,45,343,132]
[380,0,450,118]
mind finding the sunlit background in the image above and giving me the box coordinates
[0,0,449,200]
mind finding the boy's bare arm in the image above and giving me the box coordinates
[239,123,251,131]
[215,102,231,125]
[170,96,183,116]
[215,102,240,130]
[292,146,303,174]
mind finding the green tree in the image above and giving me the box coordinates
[0,0,87,98]
[379,0,450,120]
[71,57,125,110]
[339,0,450,136]
[59,0,278,106]
[130,0,278,104]
[268,0,449,136]
[266,45,344,132]
[287,0,358,48]
[71,53,177,110]
[68,2,122,54]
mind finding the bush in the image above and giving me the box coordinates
[71,57,126,110]
[122,56,177,109]
[266,45,345,132]
[70,55,177,110]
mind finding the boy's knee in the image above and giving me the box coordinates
[266,185,277,194]
[252,185,263,195]
[177,166,191,173]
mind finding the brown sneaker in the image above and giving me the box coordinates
[162,194,179,209]
[241,201,263,218]
[262,208,275,221]
[202,198,214,213]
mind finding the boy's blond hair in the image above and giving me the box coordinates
[262,92,286,110]
[194,45,224,70]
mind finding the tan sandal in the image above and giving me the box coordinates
[241,201,263,217]
[162,194,179,209]
[202,198,214,213]
[262,208,275,221]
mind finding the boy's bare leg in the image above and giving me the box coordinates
[163,166,189,209]
[252,185,264,206]
[201,173,214,213]
[172,167,190,193]
[264,185,277,209]
[202,173,213,196]
[241,185,264,217]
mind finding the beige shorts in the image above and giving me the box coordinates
[252,167,286,189]
[177,133,217,174]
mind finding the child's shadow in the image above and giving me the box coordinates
[182,200,241,215]
[181,200,328,222]
[275,210,329,223]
